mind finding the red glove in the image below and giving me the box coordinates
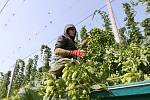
[69,50,85,58]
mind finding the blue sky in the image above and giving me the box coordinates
[0,0,149,73]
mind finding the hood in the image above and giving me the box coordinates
[64,24,76,41]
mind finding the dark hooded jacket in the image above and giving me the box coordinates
[55,24,77,59]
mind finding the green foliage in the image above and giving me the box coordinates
[31,55,39,81]
[79,26,89,49]
[41,45,52,72]
[80,26,88,40]
[13,86,43,100]
[98,11,112,33]
[141,18,150,36]
[2,1,150,100]
[139,0,150,12]
[123,3,143,43]
[0,71,11,99]
[85,28,114,63]
[25,58,34,84]
[105,43,150,84]
[130,0,150,12]
[75,32,79,48]
[62,60,91,100]
[119,27,127,44]
[11,59,25,95]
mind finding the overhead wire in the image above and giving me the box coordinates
[3,0,27,27]
[0,0,54,62]
[19,0,117,62]
[5,0,122,72]
[6,0,122,96]
[2,0,117,59]
[0,0,11,15]
[6,0,119,70]
[75,0,115,26]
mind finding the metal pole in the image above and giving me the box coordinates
[104,0,120,43]
[7,65,15,97]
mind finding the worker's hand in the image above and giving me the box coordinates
[69,50,85,58]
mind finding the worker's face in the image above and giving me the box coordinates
[68,28,76,37]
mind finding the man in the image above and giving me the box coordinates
[49,24,85,77]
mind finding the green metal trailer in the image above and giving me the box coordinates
[91,80,150,100]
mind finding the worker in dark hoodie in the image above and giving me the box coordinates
[49,24,85,77]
